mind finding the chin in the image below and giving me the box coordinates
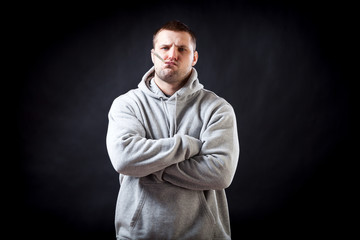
[158,70,177,81]
[156,68,190,83]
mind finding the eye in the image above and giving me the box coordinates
[161,47,169,50]
[178,47,186,52]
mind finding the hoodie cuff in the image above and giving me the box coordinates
[180,134,202,159]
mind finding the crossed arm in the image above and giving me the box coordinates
[106,97,239,191]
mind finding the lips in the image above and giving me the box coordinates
[165,61,177,66]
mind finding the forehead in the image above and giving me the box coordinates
[154,30,193,48]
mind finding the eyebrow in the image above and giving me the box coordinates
[159,44,189,49]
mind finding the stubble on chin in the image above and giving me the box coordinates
[155,68,180,83]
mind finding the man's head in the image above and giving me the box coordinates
[153,20,196,50]
[151,20,198,86]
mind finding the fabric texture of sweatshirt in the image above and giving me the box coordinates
[106,66,240,240]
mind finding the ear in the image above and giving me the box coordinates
[192,51,198,66]
[151,49,155,64]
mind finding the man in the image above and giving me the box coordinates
[106,20,240,240]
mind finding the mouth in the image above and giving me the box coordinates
[165,61,177,66]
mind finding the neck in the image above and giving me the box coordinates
[154,73,191,96]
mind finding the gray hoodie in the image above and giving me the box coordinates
[106,67,240,240]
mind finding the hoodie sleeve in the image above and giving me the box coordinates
[162,103,240,190]
[106,96,202,177]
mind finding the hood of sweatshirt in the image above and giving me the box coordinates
[138,66,204,102]
[137,66,204,137]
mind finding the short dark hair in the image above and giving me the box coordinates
[153,20,197,50]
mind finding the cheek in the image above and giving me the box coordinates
[188,56,196,67]
[153,64,161,74]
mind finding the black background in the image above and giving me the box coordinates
[10,0,354,239]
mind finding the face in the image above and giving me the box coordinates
[152,30,198,84]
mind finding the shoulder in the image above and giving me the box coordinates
[112,87,145,104]
[110,88,144,113]
[199,89,234,111]
[191,89,236,125]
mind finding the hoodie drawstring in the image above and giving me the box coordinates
[160,96,178,137]
[174,94,178,134]
[160,97,170,137]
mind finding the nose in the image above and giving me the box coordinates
[167,45,178,60]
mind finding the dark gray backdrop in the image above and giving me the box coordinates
[12,0,353,239]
